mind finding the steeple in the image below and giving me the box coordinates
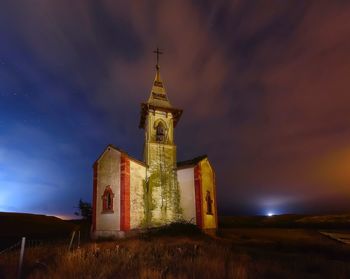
[147,47,172,109]
[139,48,182,129]
[139,48,183,224]
[147,64,172,109]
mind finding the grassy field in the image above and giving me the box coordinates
[1,226,350,278]
[1,214,350,278]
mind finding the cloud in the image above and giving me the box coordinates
[1,0,350,214]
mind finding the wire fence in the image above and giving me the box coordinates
[0,240,22,255]
[0,231,81,279]
[0,239,58,255]
[0,231,81,256]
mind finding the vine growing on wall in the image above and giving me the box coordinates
[142,179,154,228]
[141,145,183,227]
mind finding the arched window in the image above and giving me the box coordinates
[102,186,114,213]
[205,190,213,215]
[156,122,165,142]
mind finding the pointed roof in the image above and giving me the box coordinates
[146,66,172,109]
[139,62,183,129]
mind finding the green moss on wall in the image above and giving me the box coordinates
[141,144,183,227]
[142,179,154,228]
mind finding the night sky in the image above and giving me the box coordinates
[1,1,350,218]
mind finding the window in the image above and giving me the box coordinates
[156,122,165,142]
[205,190,213,215]
[102,186,114,213]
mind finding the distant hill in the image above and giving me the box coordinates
[1,211,349,246]
[296,214,350,225]
[0,212,77,242]
[219,214,350,229]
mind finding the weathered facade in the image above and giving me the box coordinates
[92,62,217,238]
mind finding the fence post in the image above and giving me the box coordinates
[17,237,26,279]
[77,230,81,249]
[68,231,76,251]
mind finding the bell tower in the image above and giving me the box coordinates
[139,48,182,169]
[139,48,183,225]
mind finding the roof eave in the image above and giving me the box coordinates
[139,103,183,129]
[176,155,208,169]
[93,144,148,167]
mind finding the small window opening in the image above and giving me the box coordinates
[102,186,114,213]
[205,190,213,215]
[156,122,165,142]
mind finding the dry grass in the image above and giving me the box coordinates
[1,238,247,279]
[1,228,350,279]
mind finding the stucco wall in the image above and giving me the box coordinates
[199,159,217,229]
[147,143,177,169]
[129,160,146,229]
[95,147,121,232]
[177,167,196,224]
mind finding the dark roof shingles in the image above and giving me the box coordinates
[177,155,207,168]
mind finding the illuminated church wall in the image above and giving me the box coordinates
[94,147,121,237]
[199,159,217,229]
[92,149,217,239]
[177,157,217,230]
[144,142,181,226]
[93,147,147,238]
[129,159,146,229]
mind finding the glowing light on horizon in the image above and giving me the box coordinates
[54,214,80,220]
[267,212,274,217]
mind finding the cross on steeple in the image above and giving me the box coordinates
[153,47,163,69]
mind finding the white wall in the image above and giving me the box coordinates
[177,167,196,224]
[96,147,121,232]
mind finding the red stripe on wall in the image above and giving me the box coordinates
[194,165,203,229]
[213,170,218,229]
[92,162,98,232]
[120,155,130,231]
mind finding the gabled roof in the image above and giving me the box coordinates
[93,144,147,167]
[177,155,208,169]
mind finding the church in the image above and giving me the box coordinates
[92,51,217,238]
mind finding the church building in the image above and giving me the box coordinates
[92,51,217,238]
